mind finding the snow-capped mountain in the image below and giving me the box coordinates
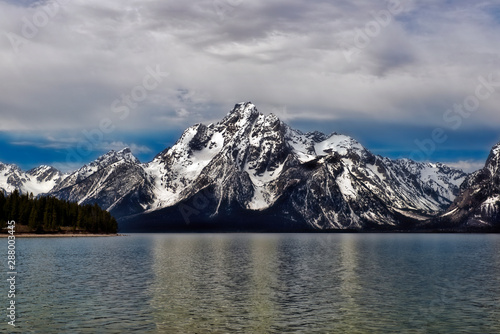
[435,142,500,230]
[1,102,477,231]
[0,162,65,195]
[120,102,467,231]
[49,148,156,218]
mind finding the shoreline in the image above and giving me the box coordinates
[0,233,122,238]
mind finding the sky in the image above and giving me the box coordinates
[1,0,500,173]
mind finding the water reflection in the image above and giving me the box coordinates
[336,234,362,332]
[2,234,500,333]
[150,234,276,332]
[149,233,500,333]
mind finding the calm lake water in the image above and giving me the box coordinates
[1,233,500,333]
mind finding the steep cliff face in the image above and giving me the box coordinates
[436,143,500,230]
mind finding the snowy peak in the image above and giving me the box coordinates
[228,101,259,116]
[314,133,365,156]
[145,102,291,210]
[0,163,24,194]
[49,147,154,218]
[83,148,139,176]
[0,162,65,195]
[222,102,369,163]
[486,142,500,175]
[492,142,500,156]
[221,102,264,131]
[154,123,224,175]
[27,165,63,182]
[92,148,140,167]
[285,126,366,164]
[49,148,142,196]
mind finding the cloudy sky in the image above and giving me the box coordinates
[1,0,500,172]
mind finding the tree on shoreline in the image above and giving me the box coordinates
[0,192,117,233]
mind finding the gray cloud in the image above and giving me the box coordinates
[0,0,499,141]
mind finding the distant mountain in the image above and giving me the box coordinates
[0,163,65,195]
[434,142,500,231]
[49,148,156,219]
[2,102,489,232]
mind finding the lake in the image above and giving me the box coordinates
[2,233,500,333]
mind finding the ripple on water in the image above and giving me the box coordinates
[1,233,499,333]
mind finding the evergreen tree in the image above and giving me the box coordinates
[9,189,20,222]
[19,194,31,225]
[0,192,6,227]
[28,204,39,231]
[43,201,52,231]
[0,192,117,234]
[51,207,58,231]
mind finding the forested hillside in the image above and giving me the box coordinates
[0,190,117,234]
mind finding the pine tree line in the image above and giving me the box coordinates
[0,190,117,234]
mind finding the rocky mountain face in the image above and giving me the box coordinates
[130,103,466,229]
[117,102,467,231]
[435,143,500,230]
[1,102,482,231]
[0,163,65,195]
[49,148,156,218]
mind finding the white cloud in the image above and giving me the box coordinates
[444,160,485,173]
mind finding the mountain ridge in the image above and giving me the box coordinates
[2,102,497,231]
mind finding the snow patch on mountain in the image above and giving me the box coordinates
[144,123,226,210]
[315,134,364,156]
[336,169,357,201]
[493,143,500,156]
[0,163,66,195]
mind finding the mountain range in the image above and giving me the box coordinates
[1,102,498,232]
